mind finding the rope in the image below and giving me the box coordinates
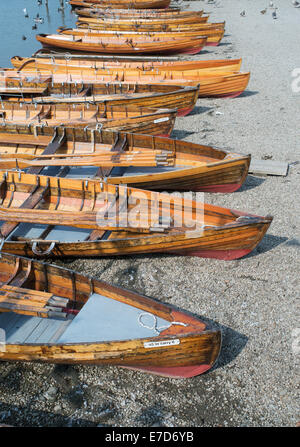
[138,312,187,335]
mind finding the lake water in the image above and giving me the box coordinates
[0,0,77,67]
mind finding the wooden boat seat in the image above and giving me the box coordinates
[64,166,99,179]
[46,34,82,42]
[111,165,188,177]
[0,87,47,95]
[28,106,51,122]
[0,284,70,317]
[57,292,172,343]
[0,182,51,239]
[36,166,99,179]
[0,311,73,344]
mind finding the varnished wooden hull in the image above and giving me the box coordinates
[59,23,226,36]
[110,159,251,193]
[0,101,176,137]
[36,33,207,55]
[5,64,250,99]
[0,77,199,117]
[59,26,224,46]
[0,253,221,377]
[75,8,203,24]
[72,4,180,14]
[76,17,214,32]
[14,53,240,73]
[70,0,172,9]
[1,217,272,261]
[30,89,199,117]
[75,7,204,20]
[0,171,272,260]
[0,124,250,192]
[11,55,239,75]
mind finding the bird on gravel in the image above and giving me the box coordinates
[260,8,267,14]
[240,10,246,17]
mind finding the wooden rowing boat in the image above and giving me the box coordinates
[72,3,181,13]
[73,25,224,46]
[0,253,221,377]
[60,20,225,35]
[76,8,204,23]
[3,66,250,99]
[12,53,241,73]
[74,7,204,20]
[0,100,176,136]
[70,0,172,8]
[31,49,198,60]
[0,78,199,117]
[36,33,208,55]
[76,18,220,33]
[0,170,272,260]
[11,54,237,73]
[57,22,225,46]
[70,1,182,14]
[0,124,250,192]
[56,27,225,46]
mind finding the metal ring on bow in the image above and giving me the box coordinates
[32,241,56,256]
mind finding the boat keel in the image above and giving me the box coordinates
[177,106,194,117]
[121,363,212,378]
[168,248,252,260]
[194,183,243,193]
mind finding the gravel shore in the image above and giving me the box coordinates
[0,0,299,427]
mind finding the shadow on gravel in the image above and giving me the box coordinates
[0,402,100,427]
[239,175,266,192]
[149,301,249,373]
[245,234,289,258]
[283,238,300,247]
[188,105,215,116]
[239,90,259,98]
[170,129,196,140]
[212,324,248,371]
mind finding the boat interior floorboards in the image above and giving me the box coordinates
[0,312,74,344]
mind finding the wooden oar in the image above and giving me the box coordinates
[0,207,169,232]
[0,149,175,168]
